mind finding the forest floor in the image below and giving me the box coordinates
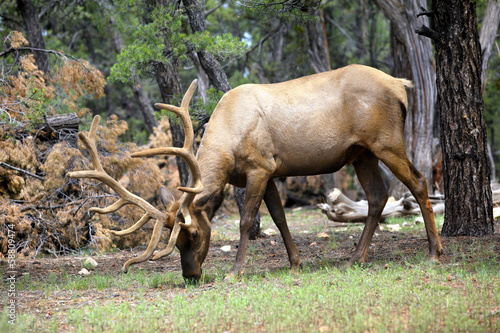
[2,208,500,332]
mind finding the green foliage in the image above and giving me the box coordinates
[237,0,320,22]
[109,2,246,84]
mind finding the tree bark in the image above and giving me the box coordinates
[306,9,331,74]
[479,0,500,181]
[108,20,158,133]
[182,0,231,93]
[131,80,158,133]
[188,51,210,102]
[418,0,494,236]
[182,0,260,238]
[373,0,438,196]
[155,62,190,187]
[479,0,500,89]
[16,0,49,74]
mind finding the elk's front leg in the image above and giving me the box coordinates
[263,179,301,272]
[226,172,269,279]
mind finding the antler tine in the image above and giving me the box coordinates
[84,115,104,172]
[131,79,203,198]
[132,147,202,194]
[130,80,203,261]
[67,115,168,273]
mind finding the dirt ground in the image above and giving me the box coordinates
[2,208,500,330]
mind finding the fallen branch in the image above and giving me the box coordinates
[0,162,46,181]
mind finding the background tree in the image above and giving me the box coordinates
[2,0,499,207]
[16,0,49,73]
[372,0,438,195]
[417,1,494,236]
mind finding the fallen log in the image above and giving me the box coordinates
[0,113,79,139]
[317,188,445,223]
[318,187,500,222]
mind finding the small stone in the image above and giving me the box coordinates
[220,245,231,252]
[387,224,401,232]
[82,257,98,270]
[263,228,277,236]
[415,217,424,225]
[78,268,91,276]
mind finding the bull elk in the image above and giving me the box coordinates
[68,64,443,282]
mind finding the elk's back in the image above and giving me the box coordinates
[200,65,409,178]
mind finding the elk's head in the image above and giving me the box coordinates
[156,186,212,282]
[130,79,210,282]
[68,80,210,283]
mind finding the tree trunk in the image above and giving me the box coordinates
[109,21,158,133]
[182,0,260,238]
[188,51,210,102]
[16,0,49,73]
[182,0,231,92]
[373,0,438,197]
[155,63,190,187]
[131,80,158,133]
[479,0,500,182]
[479,0,500,90]
[417,0,494,236]
[306,9,331,74]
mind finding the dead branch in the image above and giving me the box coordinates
[317,188,445,223]
[318,187,500,222]
[0,162,46,181]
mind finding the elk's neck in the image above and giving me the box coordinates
[191,145,229,222]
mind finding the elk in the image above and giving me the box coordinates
[68,64,443,282]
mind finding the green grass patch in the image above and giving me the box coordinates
[8,263,497,333]
[1,210,498,332]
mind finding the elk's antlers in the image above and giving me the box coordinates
[132,79,203,260]
[67,79,201,271]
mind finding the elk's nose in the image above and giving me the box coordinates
[183,270,202,285]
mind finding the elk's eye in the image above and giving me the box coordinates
[192,230,198,239]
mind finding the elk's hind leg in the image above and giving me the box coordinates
[349,151,388,265]
[377,150,443,261]
[263,179,302,272]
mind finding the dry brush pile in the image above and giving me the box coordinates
[0,114,183,260]
[0,31,180,259]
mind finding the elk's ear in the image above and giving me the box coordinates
[159,186,176,210]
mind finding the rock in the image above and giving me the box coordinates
[220,245,231,252]
[263,228,277,236]
[82,257,98,270]
[78,268,91,276]
[387,224,401,232]
[415,217,424,225]
[494,207,500,219]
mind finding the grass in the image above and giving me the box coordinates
[5,261,498,332]
[1,210,499,332]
